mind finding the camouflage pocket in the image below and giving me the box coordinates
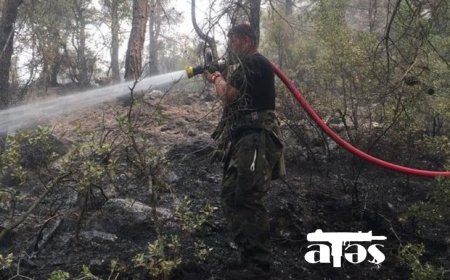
[234,131,271,197]
[267,130,285,180]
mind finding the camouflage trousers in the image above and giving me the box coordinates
[221,128,283,268]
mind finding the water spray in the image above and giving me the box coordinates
[0,70,188,134]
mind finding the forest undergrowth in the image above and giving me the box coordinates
[0,83,449,280]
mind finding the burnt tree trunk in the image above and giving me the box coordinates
[0,0,22,110]
[124,0,149,81]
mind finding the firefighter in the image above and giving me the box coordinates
[205,23,285,279]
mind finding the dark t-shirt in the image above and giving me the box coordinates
[228,53,275,113]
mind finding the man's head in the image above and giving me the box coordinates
[227,23,258,58]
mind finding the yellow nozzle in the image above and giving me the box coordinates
[186,66,195,78]
[185,65,205,78]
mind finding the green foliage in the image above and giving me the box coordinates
[56,130,117,194]
[0,133,28,185]
[398,179,449,280]
[153,107,169,126]
[102,0,131,20]
[0,190,11,209]
[174,197,215,262]
[175,196,217,233]
[0,253,13,271]
[399,243,445,280]
[0,96,173,277]
[0,126,58,216]
[403,178,450,224]
[81,265,103,280]
[48,260,124,280]
[19,0,73,88]
[48,270,71,280]
[133,234,181,279]
[194,240,213,261]
[262,0,450,171]
[1,126,59,175]
[314,0,350,42]
[417,136,450,163]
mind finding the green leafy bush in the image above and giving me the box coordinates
[133,234,181,279]
[403,178,450,224]
[399,243,444,280]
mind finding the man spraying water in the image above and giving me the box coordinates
[203,23,285,280]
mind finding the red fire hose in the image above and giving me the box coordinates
[271,62,450,178]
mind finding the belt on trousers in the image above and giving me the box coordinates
[230,110,276,140]
[238,110,276,122]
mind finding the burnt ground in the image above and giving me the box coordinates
[0,84,449,280]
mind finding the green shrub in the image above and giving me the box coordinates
[403,178,450,224]
[133,234,181,279]
[399,243,444,280]
[48,270,70,280]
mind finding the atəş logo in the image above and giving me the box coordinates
[304,230,387,267]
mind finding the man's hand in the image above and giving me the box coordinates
[204,70,238,103]
[204,71,222,84]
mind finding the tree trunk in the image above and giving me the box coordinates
[109,0,121,83]
[148,0,160,75]
[48,29,63,87]
[248,0,261,46]
[368,0,379,33]
[72,0,90,87]
[50,62,60,87]
[124,0,149,81]
[285,0,294,15]
[0,0,22,110]
[277,0,294,67]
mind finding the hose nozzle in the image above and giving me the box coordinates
[186,59,226,78]
[185,65,205,78]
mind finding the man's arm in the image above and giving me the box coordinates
[205,71,239,104]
